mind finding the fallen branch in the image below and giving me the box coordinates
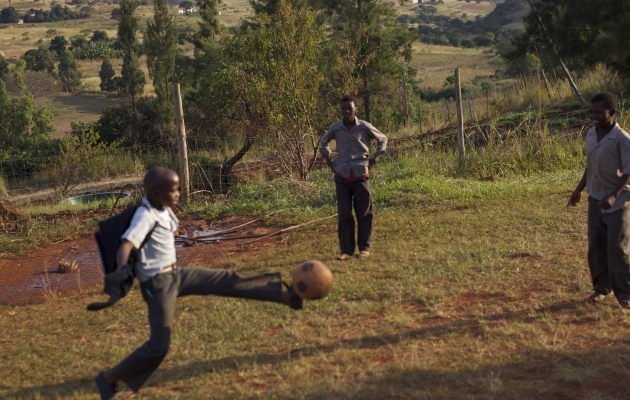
[174,208,293,241]
[175,233,268,244]
[238,214,336,245]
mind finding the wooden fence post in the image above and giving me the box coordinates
[455,68,465,159]
[172,83,190,205]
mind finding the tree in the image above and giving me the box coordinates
[322,0,415,123]
[0,79,55,159]
[0,7,20,24]
[58,50,82,92]
[91,30,109,42]
[99,56,117,92]
[13,60,26,92]
[179,0,193,8]
[505,0,630,79]
[145,0,177,126]
[117,0,145,137]
[111,7,121,19]
[23,46,56,74]
[52,125,110,199]
[49,35,68,54]
[0,53,8,77]
[249,0,309,14]
[205,0,328,180]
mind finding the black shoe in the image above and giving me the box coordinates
[94,372,117,400]
[284,282,304,310]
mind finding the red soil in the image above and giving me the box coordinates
[0,218,280,305]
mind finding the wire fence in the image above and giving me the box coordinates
[1,105,593,205]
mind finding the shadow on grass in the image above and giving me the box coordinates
[4,300,595,398]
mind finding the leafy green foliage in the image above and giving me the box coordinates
[210,1,328,179]
[0,53,8,77]
[49,35,68,54]
[21,5,88,23]
[22,46,56,74]
[505,0,630,79]
[0,6,19,23]
[52,126,111,199]
[325,0,416,123]
[118,0,145,106]
[145,0,177,126]
[99,56,117,92]
[72,41,123,61]
[91,30,109,42]
[12,60,26,92]
[0,79,54,159]
[58,50,82,92]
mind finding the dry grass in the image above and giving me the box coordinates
[394,0,502,19]
[4,177,630,399]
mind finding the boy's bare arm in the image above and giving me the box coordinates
[598,174,630,210]
[116,240,135,271]
[568,169,587,206]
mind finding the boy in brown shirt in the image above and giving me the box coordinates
[568,92,630,307]
[320,95,388,260]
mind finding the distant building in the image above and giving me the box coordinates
[175,9,184,14]
[185,7,196,12]
[17,19,23,24]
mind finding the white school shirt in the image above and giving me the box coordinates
[121,197,179,282]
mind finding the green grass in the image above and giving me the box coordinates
[6,122,630,399]
[4,162,628,399]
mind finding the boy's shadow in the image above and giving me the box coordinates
[6,300,582,397]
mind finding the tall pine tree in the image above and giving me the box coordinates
[317,0,414,123]
[99,56,117,92]
[58,50,82,93]
[117,0,145,142]
[145,0,177,126]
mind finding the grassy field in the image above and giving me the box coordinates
[410,42,503,91]
[7,155,630,398]
[394,0,502,19]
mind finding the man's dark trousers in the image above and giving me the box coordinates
[335,176,373,255]
[111,267,284,392]
[587,196,630,302]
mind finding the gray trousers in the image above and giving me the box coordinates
[111,267,283,392]
[588,197,630,302]
[335,177,373,255]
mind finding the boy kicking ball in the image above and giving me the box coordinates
[320,95,388,261]
[94,167,303,399]
[568,92,630,308]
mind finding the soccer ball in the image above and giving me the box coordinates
[292,260,333,300]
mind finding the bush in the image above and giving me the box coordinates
[52,126,112,199]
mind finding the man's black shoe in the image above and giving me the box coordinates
[94,372,117,400]
[284,282,304,310]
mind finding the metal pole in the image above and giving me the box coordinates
[401,63,410,127]
[526,0,585,104]
[455,68,465,159]
[172,83,190,205]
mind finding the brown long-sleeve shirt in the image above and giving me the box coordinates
[319,117,388,179]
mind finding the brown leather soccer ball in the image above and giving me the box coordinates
[292,260,333,300]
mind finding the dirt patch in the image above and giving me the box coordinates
[0,218,282,305]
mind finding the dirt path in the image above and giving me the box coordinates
[0,219,280,305]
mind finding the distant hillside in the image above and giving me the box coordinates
[397,0,528,48]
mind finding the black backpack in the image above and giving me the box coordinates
[88,205,155,311]
[95,205,156,275]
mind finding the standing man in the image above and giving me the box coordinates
[320,95,388,260]
[568,92,630,308]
